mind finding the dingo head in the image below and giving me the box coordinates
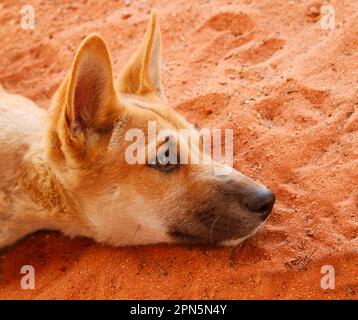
[47,10,275,246]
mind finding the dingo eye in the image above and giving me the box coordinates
[149,149,178,172]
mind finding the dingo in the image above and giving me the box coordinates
[0,10,275,249]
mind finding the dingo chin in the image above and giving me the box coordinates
[0,10,275,250]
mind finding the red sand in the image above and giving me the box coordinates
[0,0,357,299]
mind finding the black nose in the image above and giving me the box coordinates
[245,188,275,219]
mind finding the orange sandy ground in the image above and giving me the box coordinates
[0,0,357,299]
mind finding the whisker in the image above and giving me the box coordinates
[127,224,141,245]
[209,216,221,244]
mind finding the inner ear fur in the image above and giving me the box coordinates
[66,34,120,134]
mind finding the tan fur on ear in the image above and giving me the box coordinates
[65,34,119,132]
[117,9,167,103]
[49,34,121,164]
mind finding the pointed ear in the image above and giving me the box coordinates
[65,34,119,133]
[117,9,167,104]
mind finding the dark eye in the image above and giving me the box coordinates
[148,149,178,172]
